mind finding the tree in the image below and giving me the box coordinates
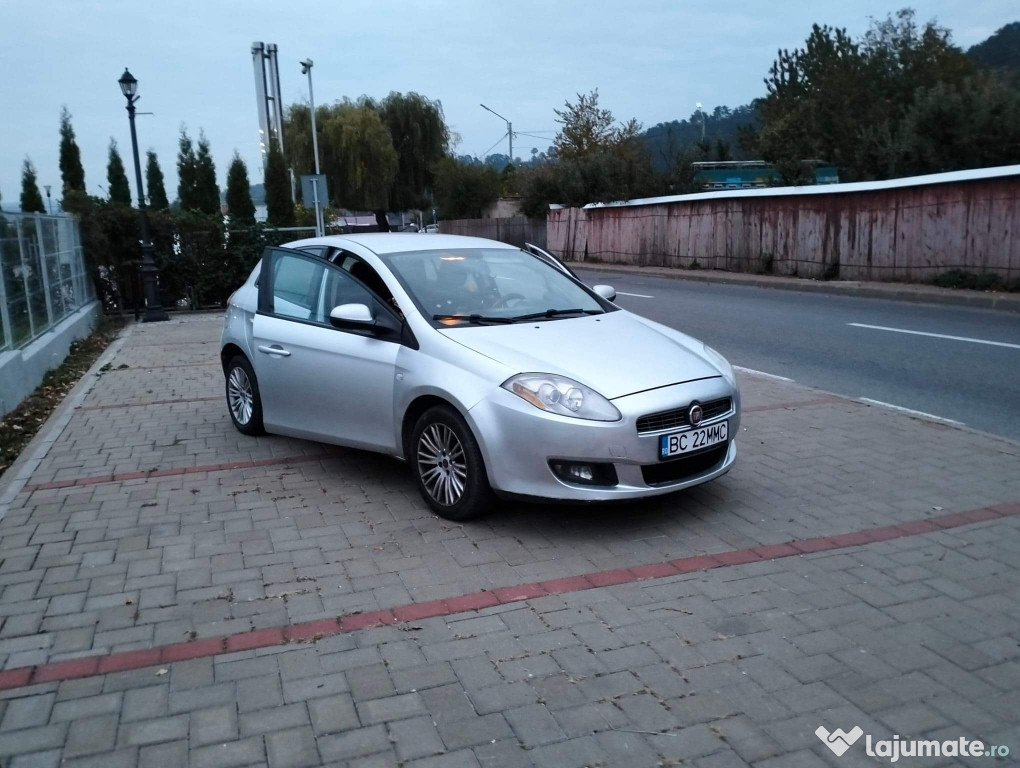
[377,92,449,210]
[58,107,86,198]
[891,76,1020,175]
[20,159,45,212]
[193,132,220,215]
[264,141,294,226]
[225,153,256,225]
[177,128,199,210]
[106,139,132,204]
[754,10,977,182]
[433,158,501,219]
[553,89,619,159]
[146,150,169,210]
[284,98,399,212]
[714,139,732,161]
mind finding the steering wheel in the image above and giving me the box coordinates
[491,293,527,310]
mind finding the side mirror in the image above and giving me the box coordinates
[329,303,374,328]
[593,284,616,302]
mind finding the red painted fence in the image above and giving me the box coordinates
[547,168,1020,282]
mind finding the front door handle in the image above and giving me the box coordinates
[257,345,290,357]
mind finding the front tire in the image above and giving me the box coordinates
[410,406,494,521]
[225,355,265,436]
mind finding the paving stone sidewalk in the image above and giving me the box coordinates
[0,314,1018,767]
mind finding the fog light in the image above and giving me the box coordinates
[549,461,618,487]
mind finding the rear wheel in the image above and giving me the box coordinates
[410,406,494,521]
[225,355,264,435]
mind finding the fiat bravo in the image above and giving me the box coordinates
[220,234,739,520]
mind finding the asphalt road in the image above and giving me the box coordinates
[576,268,1020,441]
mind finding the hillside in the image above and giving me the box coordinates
[640,104,758,170]
[968,21,1020,74]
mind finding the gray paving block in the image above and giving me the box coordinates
[308,693,358,736]
[389,715,445,761]
[64,714,118,758]
[266,724,320,768]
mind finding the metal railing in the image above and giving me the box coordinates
[0,213,95,351]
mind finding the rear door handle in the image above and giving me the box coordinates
[257,345,290,357]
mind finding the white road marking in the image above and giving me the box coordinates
[848,323,1020,350]
[616,291,654,298]
[733,366,794,382]
[858,398,964,426]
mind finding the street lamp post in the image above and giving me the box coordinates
[480,104,513,164]
[118,68,168,322]
[44,185,52,214]
[300,59,324,237]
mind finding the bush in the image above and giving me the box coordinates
[70,195,284,312]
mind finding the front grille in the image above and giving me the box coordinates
[640,443,728,486]
[636,397,732,434]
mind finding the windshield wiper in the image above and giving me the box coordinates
[433,313,515,325]
[509,308,603,322]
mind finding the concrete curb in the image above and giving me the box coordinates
[0,322,135,519]
[572,263,1020,312]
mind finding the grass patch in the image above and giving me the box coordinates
[932,270,1018,292]
[0,317,127,475]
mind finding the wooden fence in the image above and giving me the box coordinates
[547,171,1020,283]
[438,217,547,250]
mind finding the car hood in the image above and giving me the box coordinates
[437,310,721,400]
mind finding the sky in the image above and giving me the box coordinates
[1,0,1015,209]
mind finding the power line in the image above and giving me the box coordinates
[516,132,554,141]
[476,132,508,158]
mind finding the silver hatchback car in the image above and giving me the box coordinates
[220,234,739,520]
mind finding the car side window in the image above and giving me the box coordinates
[265,250,381,328]
[270,254,324,320]
[332,250,403,318]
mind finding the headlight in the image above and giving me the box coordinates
[702,344,733,378]
[501,373,621,421]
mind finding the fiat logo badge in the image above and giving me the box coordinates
[688,404,703,426]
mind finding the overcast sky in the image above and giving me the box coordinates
[1,0,1014,208]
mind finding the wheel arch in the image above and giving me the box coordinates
[400,394,467,460]
[221,343,248,374]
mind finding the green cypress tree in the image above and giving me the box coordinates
[145,150,169,210]
[264,142,294,226]
[225,153,256,225]
[177,128,198,210]
[107,139,132,205]
[58,107,86,198]
[20,159,45,213]
[194,132,221,215]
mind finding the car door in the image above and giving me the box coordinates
[251,247,402,452]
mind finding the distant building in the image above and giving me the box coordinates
[693,161,839,190]
[482,197,522,219]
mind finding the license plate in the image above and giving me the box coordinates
[659,421,728,460]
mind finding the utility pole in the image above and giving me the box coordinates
[300,58,324,237]
[480,103,513,164]
[696,102,705,143]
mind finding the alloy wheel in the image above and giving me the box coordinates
[417,423,468,506]
[227,366,254,425]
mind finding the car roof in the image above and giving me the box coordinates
[285,233,518,255]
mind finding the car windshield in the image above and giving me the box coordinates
[379,248,605,324]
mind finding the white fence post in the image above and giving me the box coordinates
[35,214,55,331]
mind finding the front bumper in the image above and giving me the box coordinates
[466,377,740,501]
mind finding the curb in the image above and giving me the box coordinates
[572,263,1020,312]
[0,323,135,519]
